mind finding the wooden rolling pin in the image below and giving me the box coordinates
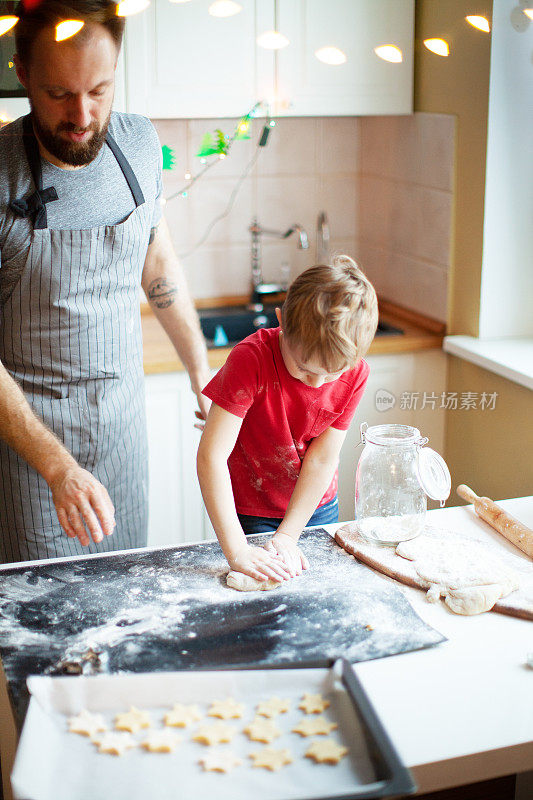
[457,484,533,559]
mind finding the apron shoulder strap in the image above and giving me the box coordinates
[105,132,145,208]
[9,115,58,230]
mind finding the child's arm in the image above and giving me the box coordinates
[197,403,291,583]
[267,426,348,575]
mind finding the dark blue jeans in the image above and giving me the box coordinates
[238,495,339,534]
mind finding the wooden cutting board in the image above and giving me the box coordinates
[335,523,533,621]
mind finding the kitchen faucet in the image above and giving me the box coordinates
[316,210,330,264]
[248,218,309,310]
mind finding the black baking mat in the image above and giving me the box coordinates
[0,528,445,725]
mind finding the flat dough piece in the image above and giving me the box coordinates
[200,750,242,773]
[298,693,330,714]
[243,717,282,743]
[115,706,151,733]
[68,709,107,737]
[305,739,348,764]
[249,747,293,771]
[256,697,291,718]
[164,703,202,727]
[226,571,282,592]
[93,732,136,756]
[193,721,236,745]
[396,535,520,615]
[292,716,337,737]
[207,697,244,719]
[141,730,181,753]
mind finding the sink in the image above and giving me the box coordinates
[199,307,279,346]
[199,306,403,347]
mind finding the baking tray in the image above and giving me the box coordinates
[11,659,415,800]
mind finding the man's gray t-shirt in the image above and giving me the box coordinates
[0,111,163,299]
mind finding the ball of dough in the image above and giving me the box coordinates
[226,571,282,592]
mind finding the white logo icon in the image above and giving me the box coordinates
[375,389,396,411]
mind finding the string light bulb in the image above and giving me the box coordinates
[465,15,490,32]
[0,15,18,36]
[257,30,290,50]
[208,1,242,17]
[374,44,403,63]
[315,46,347,65]
[184,171,192,180]
[55,20,84,41]
[116,0,150,17]
[423,38,450,57]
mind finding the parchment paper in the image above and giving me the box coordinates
[12,666,391,800]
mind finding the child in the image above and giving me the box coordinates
[197,256,378,584]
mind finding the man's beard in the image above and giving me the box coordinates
[30,105,110,167]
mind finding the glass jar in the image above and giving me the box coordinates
[354,423,451,546]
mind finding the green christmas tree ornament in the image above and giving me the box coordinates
[234,115,251,141]
[161,145,176,171]
[196,129,231,158]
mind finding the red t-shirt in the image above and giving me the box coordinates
[202,327,369,518]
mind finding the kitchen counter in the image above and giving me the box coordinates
[332,496,533,796]
[142,298,445,375]
[0,498,531,799]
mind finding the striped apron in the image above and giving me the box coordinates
[0,115,152,562]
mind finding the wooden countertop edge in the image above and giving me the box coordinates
[141,298,445,375]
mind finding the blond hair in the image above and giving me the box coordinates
[281,255,378,372]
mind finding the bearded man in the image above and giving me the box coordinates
[0,0,210,562]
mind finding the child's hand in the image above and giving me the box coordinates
[229,545,292,583]
[266,533,309,577]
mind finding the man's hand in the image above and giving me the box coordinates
[49,465,116,547]
[229,544,292,583]
[194,392,212,431]
[266,533,309,577]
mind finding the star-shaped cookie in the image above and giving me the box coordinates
[298,692,330,714]
[207,697,244,719]
[140,729,181,753]
[115,706,152,733]
[249,746,293,771]
[243,717,282,743]
[193,721,236,745]
[92,732,136,756]
[164,702,202,728]
[305,739,348,764]
[199,750,242,773]
[255,697,291,718]
[68,709,107,737]
[292,716,338,737]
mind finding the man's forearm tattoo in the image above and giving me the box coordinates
[148,277,178,309]
[148,226,158,245]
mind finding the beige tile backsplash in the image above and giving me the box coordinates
[152,112,454,322]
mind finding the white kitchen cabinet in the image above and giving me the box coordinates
[337,350,447,521]
[124,0,258,119]
[270,0,414,117]
[145,371,215,546]
[124,0,413,118]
